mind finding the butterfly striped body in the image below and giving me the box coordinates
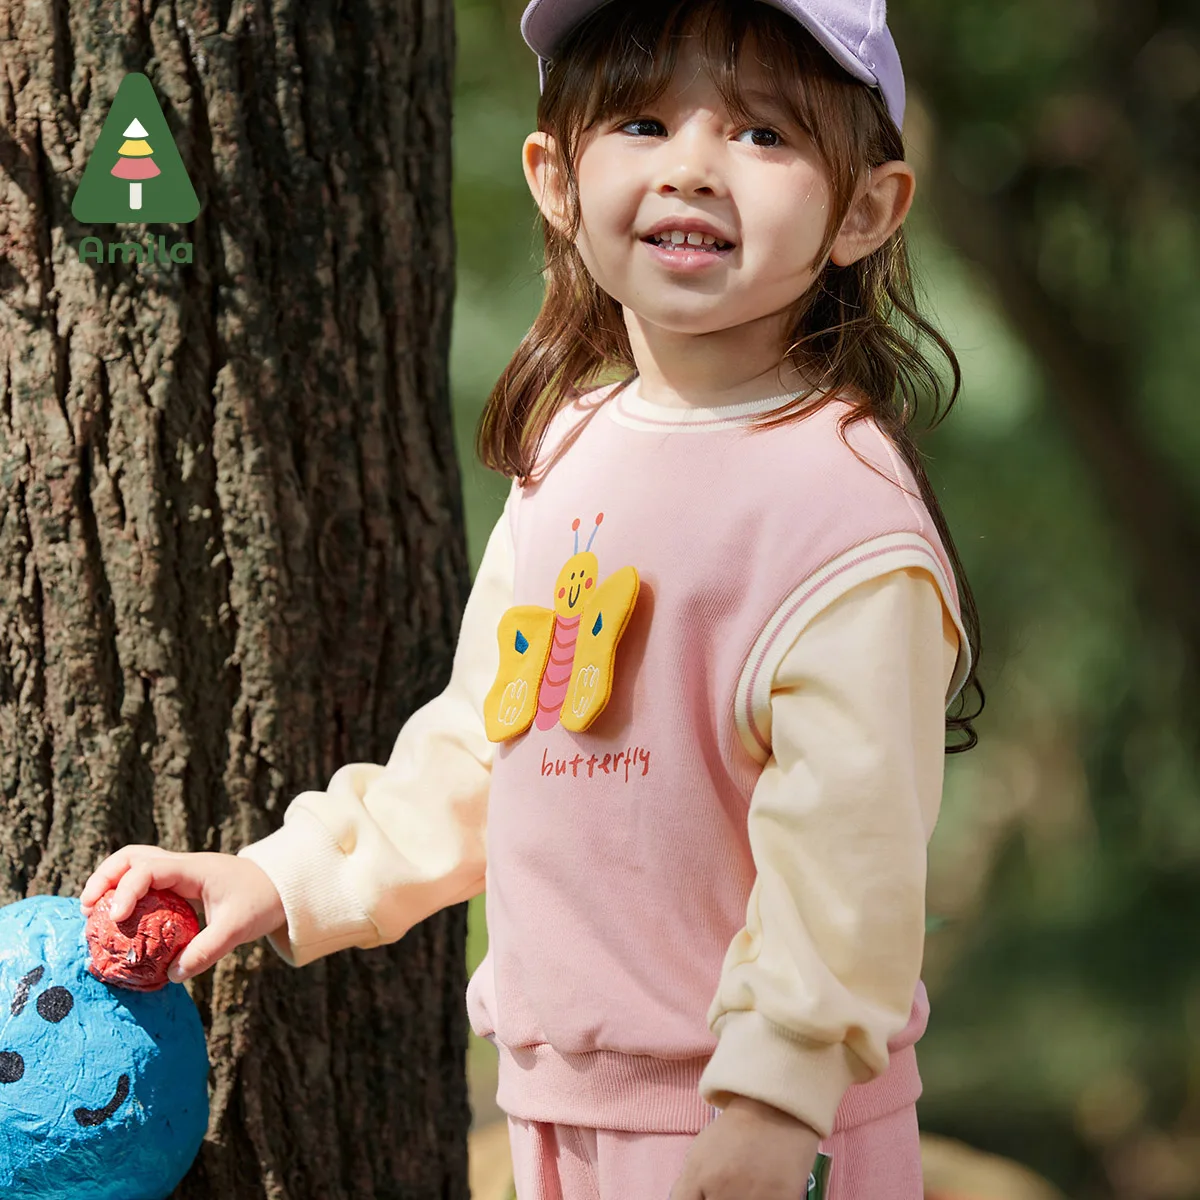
[536,613,582,729]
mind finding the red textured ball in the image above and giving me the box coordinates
[85,888,200,991]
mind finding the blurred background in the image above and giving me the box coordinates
[447,2,1200,1197]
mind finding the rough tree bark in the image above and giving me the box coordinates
[0,1,471,1196]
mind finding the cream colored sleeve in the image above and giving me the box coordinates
[698,566,961,1137]
[237,486,516,968]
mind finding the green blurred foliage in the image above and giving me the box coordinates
[449,3,1200,1196]
[450,0,542,564]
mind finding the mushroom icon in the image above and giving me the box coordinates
[109,118,161,212]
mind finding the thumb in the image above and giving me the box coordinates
[667,1170,701,1200]
[169,922,237,983]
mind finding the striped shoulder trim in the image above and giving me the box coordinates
[734,532,974,763]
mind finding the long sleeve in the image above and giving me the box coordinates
[237,485,517,968]
[698,565,961,1137]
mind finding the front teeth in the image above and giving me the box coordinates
[654,230,723,248]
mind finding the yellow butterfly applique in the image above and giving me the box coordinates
[484,513,639,741]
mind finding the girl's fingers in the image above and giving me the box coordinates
[105,854,197,921]
[80,847,136,908]
[106,861,159,923]
[79,845,157,910]
[106,854,215,923]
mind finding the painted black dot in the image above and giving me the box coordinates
[36,986,73,1023]
[0,1051,24,1083]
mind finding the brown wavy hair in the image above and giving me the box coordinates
[476,0,984,752]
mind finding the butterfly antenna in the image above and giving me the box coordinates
[585,512,604,553]
[572,517,581,555]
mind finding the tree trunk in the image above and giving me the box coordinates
[0,2,470,1196]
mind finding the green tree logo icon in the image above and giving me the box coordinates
[72,73,200,224]
[110,118,160,211]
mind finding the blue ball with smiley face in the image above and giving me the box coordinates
[0,895,209,1199]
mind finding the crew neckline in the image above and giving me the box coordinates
[605,377,826,430]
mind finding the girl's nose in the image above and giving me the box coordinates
[653,134,723,197]
[0,1050,24,1083]
[655,162,720,197]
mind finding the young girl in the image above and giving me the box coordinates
[82,1,984,1196]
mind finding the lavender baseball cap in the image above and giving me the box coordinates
[521,0,907,129]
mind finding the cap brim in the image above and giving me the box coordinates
[521,0,613,60]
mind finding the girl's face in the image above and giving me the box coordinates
[548,44,837,340]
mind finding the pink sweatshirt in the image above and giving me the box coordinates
[240,381,970,1140]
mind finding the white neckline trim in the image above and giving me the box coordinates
[606,378,828,430]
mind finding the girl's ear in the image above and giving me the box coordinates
[829,161,916,267]
[523,132,570,233]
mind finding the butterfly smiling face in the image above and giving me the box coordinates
[555,549,598,616]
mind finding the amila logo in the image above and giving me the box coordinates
[72,73,200,266]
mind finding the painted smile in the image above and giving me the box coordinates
[568,584,581,608]
[74,1072,130,1127]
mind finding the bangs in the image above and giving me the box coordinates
[541,0,865,170]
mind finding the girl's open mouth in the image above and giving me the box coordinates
[642,230,735,271]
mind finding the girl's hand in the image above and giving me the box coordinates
[80,847,286,983]
[669,1095,820,1200]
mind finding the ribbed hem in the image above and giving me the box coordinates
[833,1044,922,1128]
[489,1038,921,1137]
[237,808,380,968]
[494,1042,720,1134]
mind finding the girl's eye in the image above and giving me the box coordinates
[619,118,666,138]
[736,127,784,148]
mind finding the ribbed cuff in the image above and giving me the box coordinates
[698,1009,867,1139]
[237,808,381,968]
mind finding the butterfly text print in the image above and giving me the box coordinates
[484,513,639,741]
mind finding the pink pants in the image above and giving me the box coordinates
[507,1103,922,1200]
